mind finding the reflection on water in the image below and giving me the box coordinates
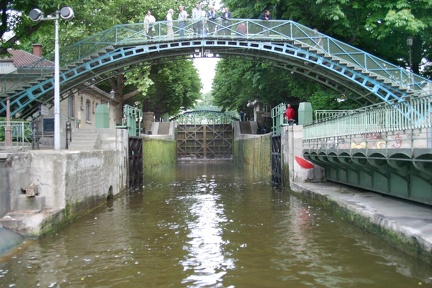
[0,161,431,288]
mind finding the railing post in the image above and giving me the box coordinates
[65,120,72,149]
[5,97,12,146]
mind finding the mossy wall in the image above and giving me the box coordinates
[143,137,177,176]
[233,134,272,181]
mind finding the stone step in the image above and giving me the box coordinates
[68,129,99,150]
[14,195,45,212]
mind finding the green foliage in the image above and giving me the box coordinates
[2,0,205,117]
[212,57,331,112]
[215,0,432,111]
[0,118,32,142]
[131,58,202,119]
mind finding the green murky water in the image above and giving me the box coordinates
[1,161,431,287]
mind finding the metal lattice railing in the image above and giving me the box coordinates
[170,106,239,124]
[1,19,430,98]
[0,121,32,147]
[122,105,142,137]
[304,95,432,140]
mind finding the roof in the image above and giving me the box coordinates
[4,49,53,68]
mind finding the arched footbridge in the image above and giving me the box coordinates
[2,18,432,205]
[1,19,430,119]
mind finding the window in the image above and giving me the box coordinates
[86,99,91,122]
[68,95,75,118]
[43,118,54,133]
[80,96,84,110]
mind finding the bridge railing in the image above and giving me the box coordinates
[1,19,430,99]
[169,106,239,124]
[0,121,32,147]
[304,95,432,140]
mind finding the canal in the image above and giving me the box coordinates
[1,161,431,287]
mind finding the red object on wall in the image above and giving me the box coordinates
[295,156,314,169]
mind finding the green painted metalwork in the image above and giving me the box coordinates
[170,106,239,124]
[303,109,432,205]
[123,105,142,137]
[304,94,432,141]
[304,147,432,205]
[2,19,431,120]
[271,103,288,136]
[0,121,31,146]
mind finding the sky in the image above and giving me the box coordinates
[193,57,219,94]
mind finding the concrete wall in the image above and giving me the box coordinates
[233,125,272,181]
[0,129,128,237]
[143,135,177,176]
[0,153,31,218]
[281,125,324,186]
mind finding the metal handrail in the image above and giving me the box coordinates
[304,95,432,140]
[1,19,430,98]
[0,121,31,147]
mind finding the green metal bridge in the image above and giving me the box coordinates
[170,106,239,124]
[2,18,432,205]
[1,18,431,119]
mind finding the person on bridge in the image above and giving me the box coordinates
[206,7,218,35]
[221,7,232,36]
[144,10,156,39]
[166,9,174,40]
[178,5,188,37]
[259,10,272,37]
[236,22,247,36]
[192,3,204,37]
[284,103,295,125]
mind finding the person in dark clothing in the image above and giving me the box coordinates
[207,7,218,35]
[259,10,272,37]
[221,7,232,35]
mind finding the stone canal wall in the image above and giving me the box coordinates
[143,135,177,176]
[0,129,128,237]
[0,153,31,218]
[233,132,272,181]
[281,125,325,186]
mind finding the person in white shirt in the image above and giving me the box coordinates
[192,3,203,37]
[178,5,188,37]
[166,9,174,40]
[144,10,156,39]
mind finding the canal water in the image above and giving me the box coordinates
[1,161,431,288]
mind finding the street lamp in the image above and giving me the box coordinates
[406,36,413,72]
[29,7,74,150]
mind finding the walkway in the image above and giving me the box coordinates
[291,180,432,265]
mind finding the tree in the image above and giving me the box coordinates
[215,0,432,112]
[126,58,202,120]
[212,57,328,111]
[1,0,204,118]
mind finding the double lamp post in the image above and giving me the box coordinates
[29,7,74,150]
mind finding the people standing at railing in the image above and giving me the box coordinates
[284,103,295,125]
[178,5,188,37]
[192,3,203,37]
[221,7,232,35]
[206,7,218,35]
[259,10,272,37]
[144,10,156,39]
[166,9,174,40]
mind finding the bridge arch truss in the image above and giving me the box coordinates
[1,19,430,119]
